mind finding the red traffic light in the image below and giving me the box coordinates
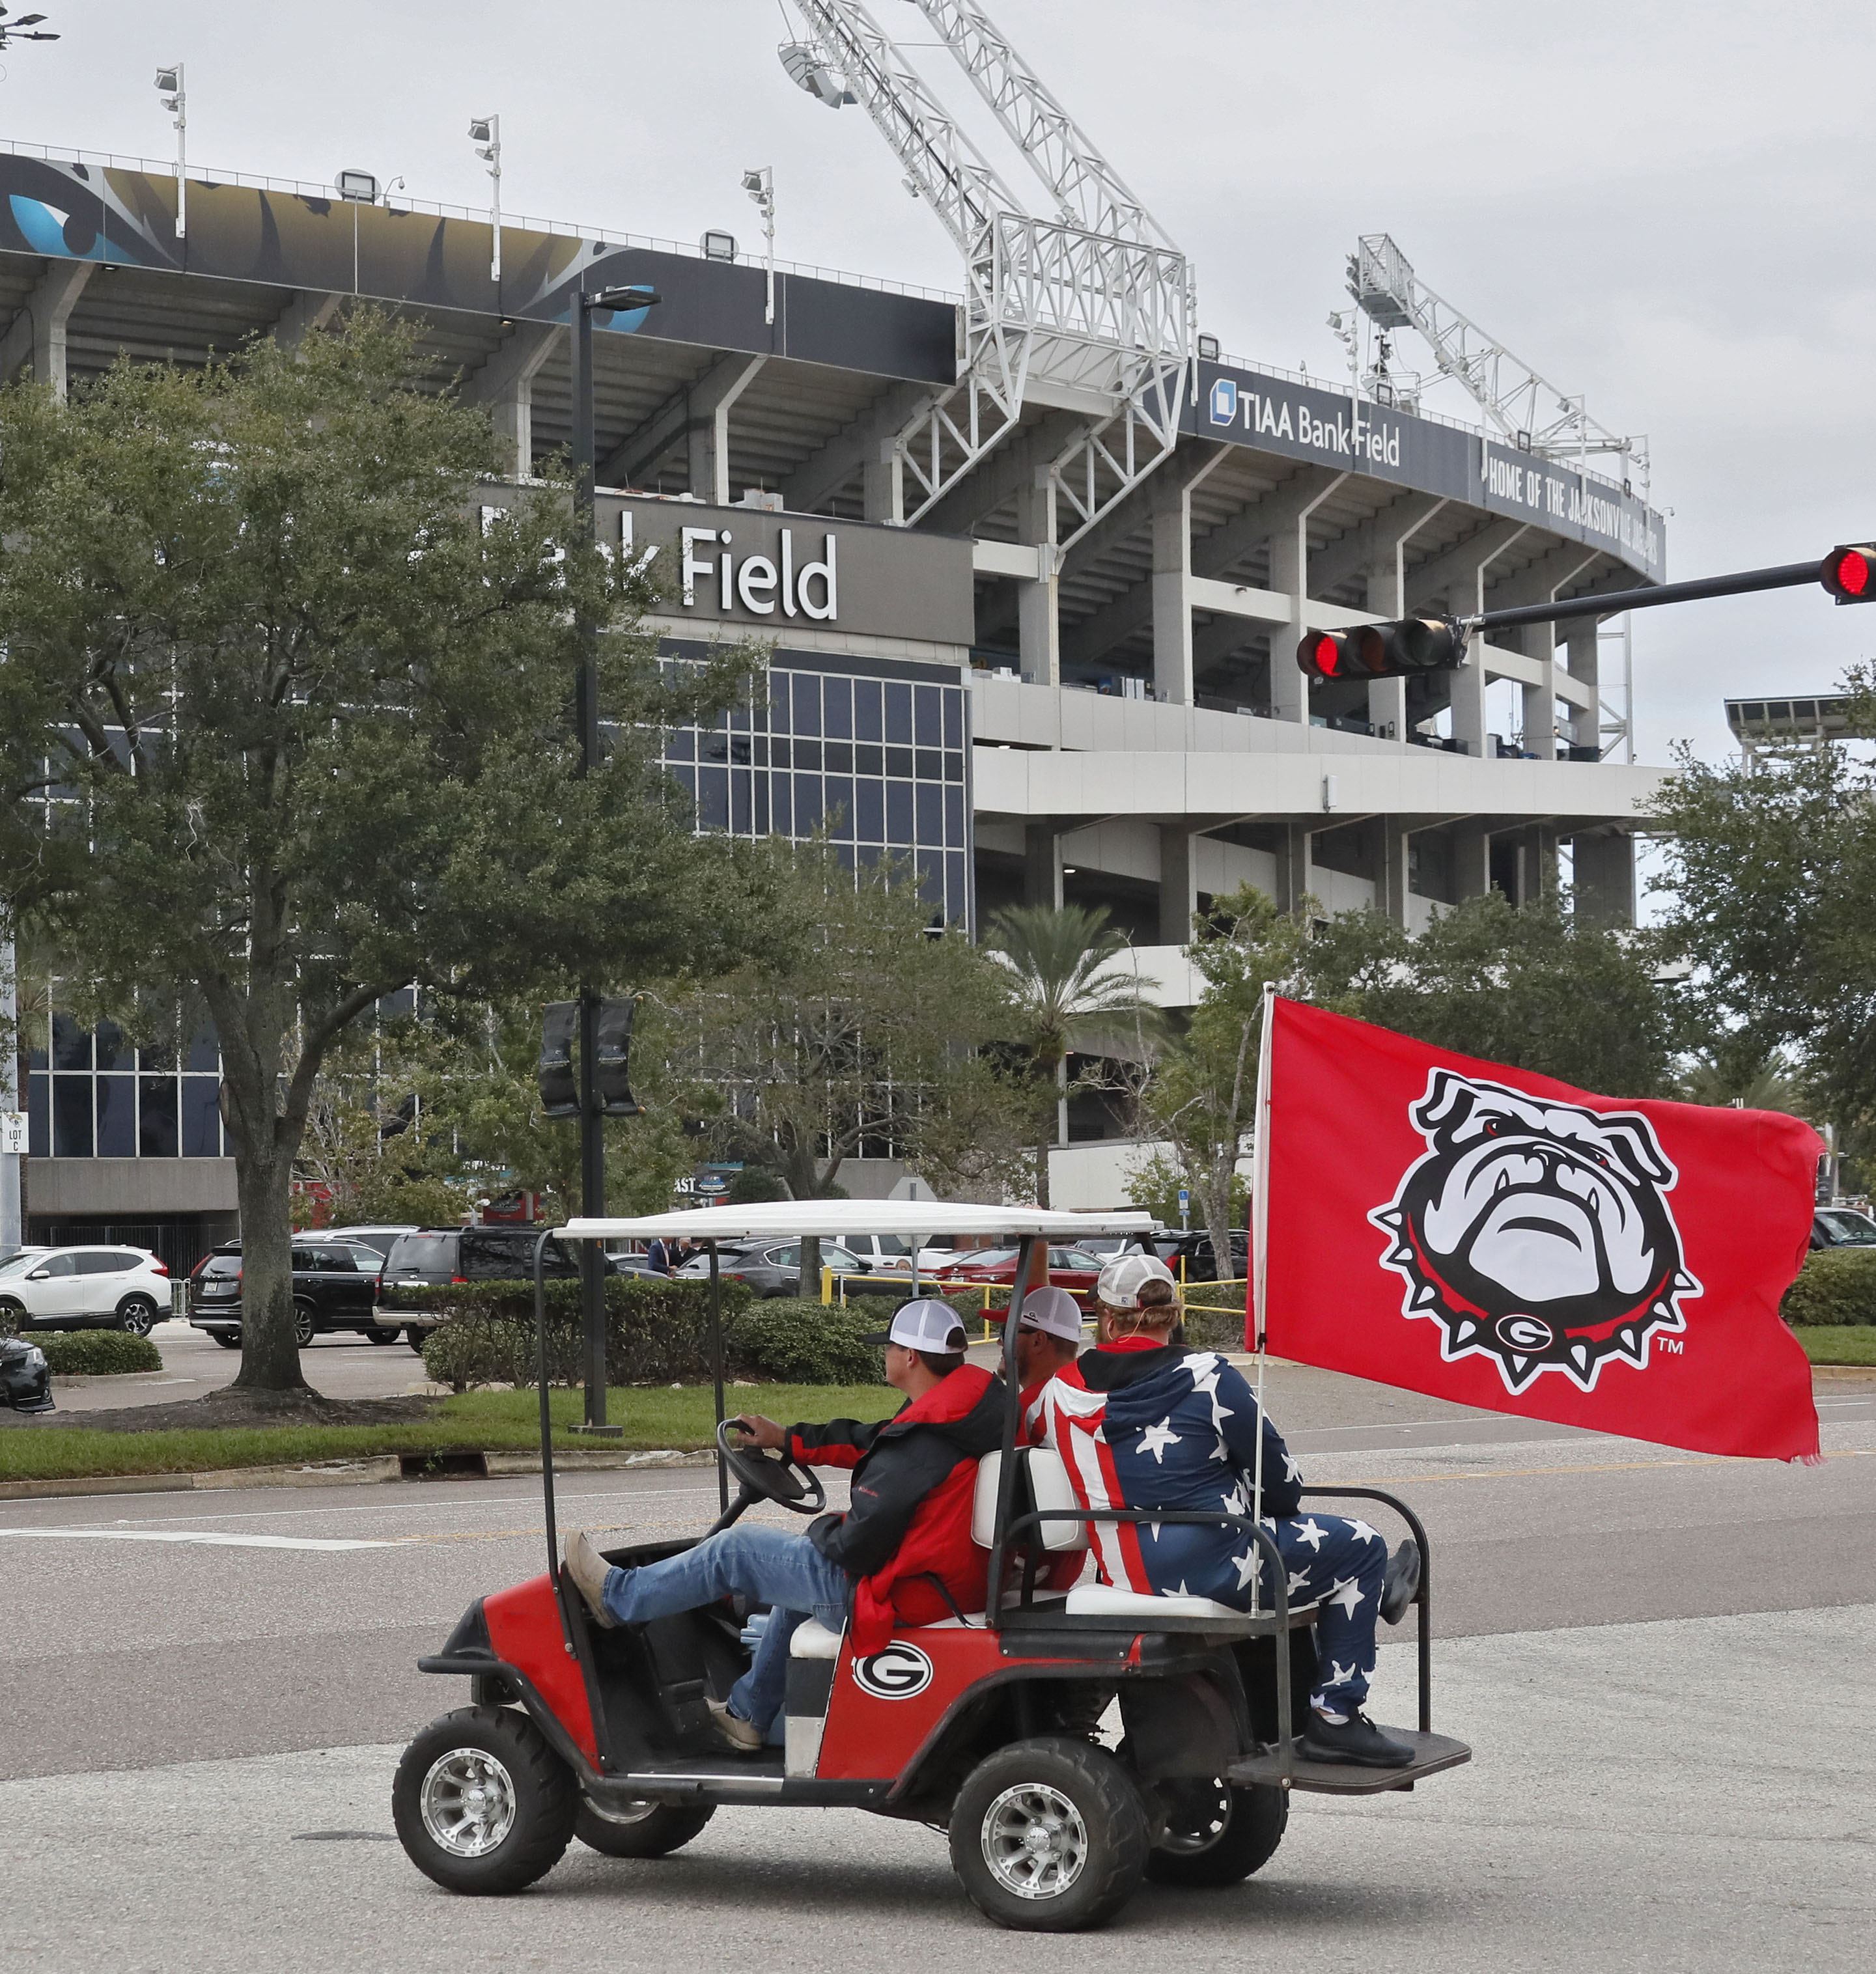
[1297,615,1467,680]
[1821,544,1876,604]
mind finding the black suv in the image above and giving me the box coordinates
[188,1238,397,1350]
[375,1226,580,1350]
[1152,1230,1251,1285]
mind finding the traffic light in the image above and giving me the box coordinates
[1297,615,1468,681]
[593,997,640,1118]
[538,1002,580,1117]
[1821,544,1876,604]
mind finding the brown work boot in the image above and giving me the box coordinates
[563,1530,619,1629]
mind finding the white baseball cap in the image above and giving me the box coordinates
[1095,1251,1178,1311]
[1016,1285,1084,1342]
[867,1298,968,1352]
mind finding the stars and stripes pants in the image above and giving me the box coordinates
[1254,1512,1388,1720]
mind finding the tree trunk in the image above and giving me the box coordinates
[799,1232,823,1303]
[231,1145,309,1393]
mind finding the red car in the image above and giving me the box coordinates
[931,1244,1106,1310]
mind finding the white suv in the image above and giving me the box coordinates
[0,1245,173,1337]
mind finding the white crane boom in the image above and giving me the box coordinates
[903,0,1177,251]
[1349,234,1646,488]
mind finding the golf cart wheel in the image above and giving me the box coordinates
[210,1328,241,1349]
[115,1296,160,1338]
[1145,1777,1287,1887]
[292,1301,317,1348]
[392,1706,576,1895]
[949,1735,1149,1933]
[575,1796,716,1858]
[365,1324,402,1345]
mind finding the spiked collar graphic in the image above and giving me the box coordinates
[1369,1069,1702,1394]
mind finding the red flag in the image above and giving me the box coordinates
[1254,997,1821,1463]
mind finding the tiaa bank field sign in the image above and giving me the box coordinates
[478,487,975,647]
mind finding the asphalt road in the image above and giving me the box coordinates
[3,1374,1871,1969]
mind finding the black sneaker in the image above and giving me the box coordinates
[1300,1708,1416,1768]
[1380,1539,1421,1625]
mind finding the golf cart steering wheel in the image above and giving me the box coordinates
[716,1419,827,1516]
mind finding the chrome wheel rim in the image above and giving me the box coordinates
[981,1782,1089,1900]
[419,1747,518,1857]
[1159,1778,1231,1855]
[583,1796,658,1828]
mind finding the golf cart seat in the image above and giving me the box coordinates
[789,1617,845,1659]
[971,1447,1089,1551]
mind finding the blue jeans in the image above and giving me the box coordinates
[600,1523,849,1736]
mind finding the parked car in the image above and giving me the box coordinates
[1152,1230,1250,1285]
[188,1238,396,1350]
[0,1244,173,1335]
[674,1240,878,1299]
[324,1223,421,1262]
[0,1333,51,1412]
[1812,1208,1876,1251]
[374,1225,581,1350]
[929,1244,1107,1310]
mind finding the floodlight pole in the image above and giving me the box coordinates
[0,921,20,1263]
[157,64,187,242]
[569,283,660,1434]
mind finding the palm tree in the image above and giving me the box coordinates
[984,903,1163,1208]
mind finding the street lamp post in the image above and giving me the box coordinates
[742,168,776,327]
[569,282,660,1436]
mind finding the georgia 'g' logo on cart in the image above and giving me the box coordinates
[1370,1070,1702,1394]
[851,1641,934,1699]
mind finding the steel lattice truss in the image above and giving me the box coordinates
[1349,234,1647,488]
[784,0,1192,544]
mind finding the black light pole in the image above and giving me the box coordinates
[570,282,660,1438]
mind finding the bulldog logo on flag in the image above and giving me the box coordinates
[1369,1069,1703,1394]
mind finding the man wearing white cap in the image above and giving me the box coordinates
[1013,1284,1085,1413]
[563,1298,1003,1751]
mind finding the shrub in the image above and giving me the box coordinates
[1781,1249,1876,1326]
[36,1331,163,1376]
[725,1300,886,1385]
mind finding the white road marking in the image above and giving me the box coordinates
[13,1485,723,1531]
[0,1528,409,1552]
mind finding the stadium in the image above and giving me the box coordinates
[1,5,1671,1244]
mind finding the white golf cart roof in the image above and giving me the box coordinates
[561,1203,1155,1244]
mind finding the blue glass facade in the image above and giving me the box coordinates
[660,646,973,926]
[26,1015,227,1161]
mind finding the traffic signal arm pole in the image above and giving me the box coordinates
[1466,559,1825,634]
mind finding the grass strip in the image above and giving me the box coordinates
[1790,1324,1876,1367]
[0,1383,898,1482]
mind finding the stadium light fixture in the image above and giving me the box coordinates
[468,114,501,284]
[0,9,59,47]
[154,63,186,241]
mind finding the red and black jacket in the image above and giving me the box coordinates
[789,1365,1005,1651]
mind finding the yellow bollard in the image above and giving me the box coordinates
[820,1266,834,1306]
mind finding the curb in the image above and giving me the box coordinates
[48,1369,178,1389]
[0,1445,718,1503]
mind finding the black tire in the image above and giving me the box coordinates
[292,1301,317,1348]
[392,1706,576,1895]
[365,1324,402,1345]
[116,1296,160,1338]
[210,1327,242,1349]
[408,1328,427,1354]
[0,1297,23,1336]
[949,1735,1149,1933]
[574,1796,716,1859]
[1144,1778,1287,1887]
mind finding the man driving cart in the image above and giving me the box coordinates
[564,1299,1001,1749]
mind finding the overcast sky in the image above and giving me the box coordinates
[4,0,1870,775]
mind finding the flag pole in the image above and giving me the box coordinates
[1247,982,1276,1615]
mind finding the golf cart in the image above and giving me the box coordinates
[393,1203,1469,1931]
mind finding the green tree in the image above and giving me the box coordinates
[1299,889,1686,1096]
[1648,714,1876,1123]
[983,902,1163,1207]
[1138,885,1311,1265]
[0,316,770,1396]
[686,851,1026,1228]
